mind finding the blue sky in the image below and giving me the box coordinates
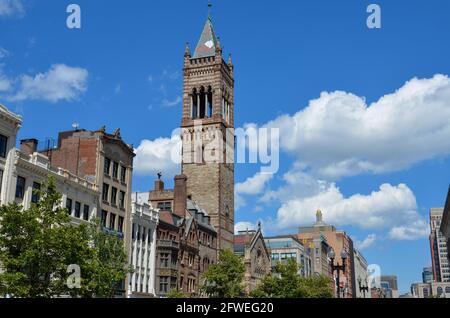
[1,0,450,293]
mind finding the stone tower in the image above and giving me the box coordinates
[181,15,235,251]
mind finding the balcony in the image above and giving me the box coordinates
[157,240,179,250]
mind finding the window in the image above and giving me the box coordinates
[74,202,81,218]
[111,187,117,205]
[31,182,41,204]
[142,227,147,242]
[157,201,172,211]
[119,191,125,208]
[15,176,26,199]
[101,210,108,227]
[159,277,169,293]
[0,134,8,158]
[109,213,116,230]
[66,198,73,215]
[83,205,89,221]
[160,253,169,268]
[112,161,119,179]
[132,223,136,240]
[148,229,152,243]
[120,166,127,183]
[104,157,111,175]
[102,183,109,202]
[118,216,124,233]
[137,225,141,241]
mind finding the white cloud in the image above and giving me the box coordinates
[0,0,24,17]
[356,234,377,250]
[388,220,429,241]
[235,222,258,234]
[9,64,88,103]
[235,172,273,210]
[236,172,273,195]
[0,47,9,59]
[255,74,450,179]
[264,167,428,240]
[162,96,181,108]
[134,134,182,177]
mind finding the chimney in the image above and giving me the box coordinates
[20,139,38,156]
[173,174,187,218]
[154,179,164,191]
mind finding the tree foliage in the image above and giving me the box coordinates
[201,249,245,298]
[251,259,333,298]
[0,177,129,298]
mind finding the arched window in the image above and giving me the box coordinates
[192,89,198,119]
[207,86,213,118]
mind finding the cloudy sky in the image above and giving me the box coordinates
[1,0,450,293]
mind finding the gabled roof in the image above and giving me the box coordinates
[193,17,218,58]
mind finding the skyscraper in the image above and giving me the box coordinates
[429,208,450,282]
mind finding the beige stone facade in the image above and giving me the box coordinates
[234,226,271,295]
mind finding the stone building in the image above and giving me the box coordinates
[411,281,450,298]
[353,249,371,298]
[127,194,159,298]
[0,104,99,227]
[264,235,312,277]
[234,224,271,295]
[298,210,356,298]
[0,104,22,205]
[181,14,235,251]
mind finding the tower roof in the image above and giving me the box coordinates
[193,17,218,58]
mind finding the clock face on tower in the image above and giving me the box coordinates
[205,40,214,49]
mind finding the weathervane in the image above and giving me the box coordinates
[208,1,212,19]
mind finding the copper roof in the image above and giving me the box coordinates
[193,17,218,58]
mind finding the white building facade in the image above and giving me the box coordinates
[353,249,371,298]
[128,194,159,298]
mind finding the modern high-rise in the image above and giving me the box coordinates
[441,186,450,267]
[429,208,450,282]
[422,267,433,284]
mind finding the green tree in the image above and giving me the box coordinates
[251,259,333,298]
[0,177,130,298]
[167,289,187,298]
[201,249,245,298]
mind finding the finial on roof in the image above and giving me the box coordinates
[316,209,323,223]
[228,53,233,65]
[258,221,262,230]
[185,42,191,57]
[157,172,162,180]
[113,128,121,138]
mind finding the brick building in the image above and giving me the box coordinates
[298,210,356,298]
[149,176,218,297]
[181,14,235,251]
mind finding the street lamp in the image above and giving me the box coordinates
[358,277,369,298]
[328,248,348,298]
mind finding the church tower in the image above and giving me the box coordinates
[181,13,235,251]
